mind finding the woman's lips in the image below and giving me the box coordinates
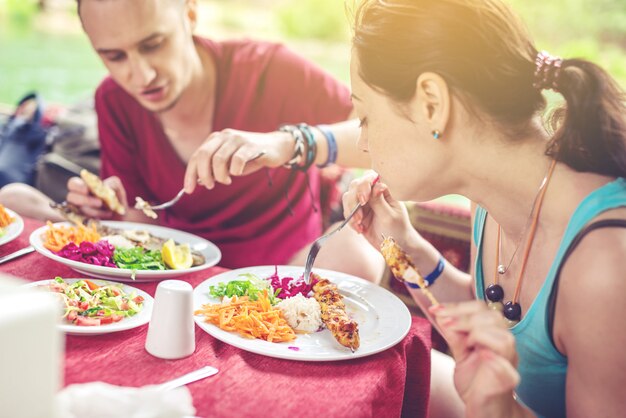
[141,86,166,102]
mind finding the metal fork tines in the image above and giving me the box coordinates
[149,188,185,211]
[137,151,268,213]
[302,175,380,284]
[302,203,361,284]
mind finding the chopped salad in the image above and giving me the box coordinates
[47,277,144,326]
[198,267,324,340]
[207,267,317,306]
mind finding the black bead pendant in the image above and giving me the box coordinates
[503,301,522,321]
[485,284,504,302]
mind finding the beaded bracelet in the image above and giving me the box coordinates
[296,123,317,172]
[279,125,305,168]
[403,256,445,289]
[315,124,338,168]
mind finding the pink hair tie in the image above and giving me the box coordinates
[533,50,563,91]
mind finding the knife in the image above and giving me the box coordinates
[157,366,219,391]
[0,246,35,265]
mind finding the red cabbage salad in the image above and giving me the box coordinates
[56,239,166,270]
[208,267,318,305]
[266,266,318,299]
[56,241,117,267]
[44,223,196,270]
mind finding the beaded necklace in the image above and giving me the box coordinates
[485,159,557,327]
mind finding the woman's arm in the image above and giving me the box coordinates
[344,173,474,304]
[555,226,626,417]
[311,117,371,169]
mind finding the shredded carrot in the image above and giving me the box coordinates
[194,290,296,343]
[0,204,14,228]
[42,221,101,252]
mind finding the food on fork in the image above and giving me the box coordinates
[312,278,360,351]
[380,237,439,306]
[80,169,126,216]
[134,196,158,219]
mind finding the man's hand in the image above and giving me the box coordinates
[66,175,128,220]
[183,129,294,193]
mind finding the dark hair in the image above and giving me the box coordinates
[76,0,185,17]
[352,0,626,178]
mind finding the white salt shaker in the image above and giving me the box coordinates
[145,280,195,359]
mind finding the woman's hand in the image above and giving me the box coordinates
[430,301,522,417]
[184,129,294,193]
[66,175,128,220]
[342,171,417,249]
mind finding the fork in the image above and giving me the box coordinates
[143,151,267,211]
[302,175,380,284]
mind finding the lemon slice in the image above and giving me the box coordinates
[162,239,193,270]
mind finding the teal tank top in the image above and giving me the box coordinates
[473,178,626,418]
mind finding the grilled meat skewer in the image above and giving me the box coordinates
[312,278,360,351]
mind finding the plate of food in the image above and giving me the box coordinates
[0,205,24,246]
[193,265,412,361]
[23,277,153,335]
[29,220,221,281]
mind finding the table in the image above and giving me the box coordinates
[0,217,432,418]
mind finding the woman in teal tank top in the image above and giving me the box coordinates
[345,1,626,417]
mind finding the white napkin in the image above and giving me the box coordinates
[56,382,196,418]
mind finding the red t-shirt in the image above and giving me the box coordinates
[96,38,352,268]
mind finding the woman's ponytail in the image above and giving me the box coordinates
[547,59,626,178]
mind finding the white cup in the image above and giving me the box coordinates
[145,280,195,359]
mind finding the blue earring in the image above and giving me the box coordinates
[431,130,441,139]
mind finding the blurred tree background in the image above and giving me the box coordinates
[0,0,624,106]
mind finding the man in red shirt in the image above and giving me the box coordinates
[65,0,383,280]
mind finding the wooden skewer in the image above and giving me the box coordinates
[380,236,440,306]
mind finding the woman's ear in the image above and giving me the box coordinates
[185,0,198,32]
[412,72,451,138]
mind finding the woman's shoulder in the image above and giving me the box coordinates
[557,208,626,323]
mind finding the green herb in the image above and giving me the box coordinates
[209,273,280,305]
[113,247,165,270]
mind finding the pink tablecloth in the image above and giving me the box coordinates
[0,217,432,418]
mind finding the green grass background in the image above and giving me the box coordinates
[0,0,624,106]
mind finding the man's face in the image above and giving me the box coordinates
[80,0,196,113]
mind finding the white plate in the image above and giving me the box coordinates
[29,221,221,282]
[24,278,153,335]
[0,208,24,246]
[193,266,412,361]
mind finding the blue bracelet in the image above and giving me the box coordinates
[404,256,445,289]
[424,256,445,286]
[315,124,338,168]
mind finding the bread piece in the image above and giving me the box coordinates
[80,169,126,215]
